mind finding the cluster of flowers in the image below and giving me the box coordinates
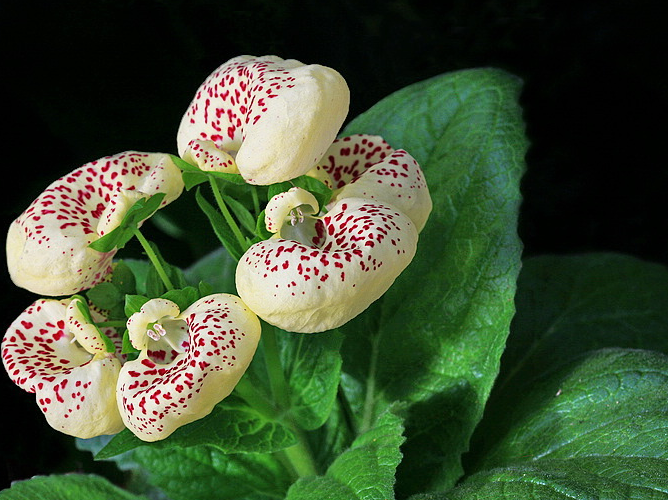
[2,55,432,442]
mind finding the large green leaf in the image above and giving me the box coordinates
[96,396,296,459]
[480,348,668,468]
[281,329,343,431]
[471,252,668,464]
[0,474,147,500]
[412,457,668,500]
[133,445,292,500]
[412,348,668,500]
[340,68,528,493]
[286,406,406,500]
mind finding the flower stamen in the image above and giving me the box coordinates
[146,322,167,341]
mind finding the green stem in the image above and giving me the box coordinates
[262,326,290,408]
[251,185,261,217]
[261,324,318,478]
[208,176,248,252]
[360,332,380,434]
[234,376,277,420]
[133,229,174,291]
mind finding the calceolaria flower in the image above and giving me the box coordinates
[1,297,125,438]
[117,294,261,442]
[6,152,184,296]
[236,187,419,333]
[309,134,433,232]
[177,55,350,185]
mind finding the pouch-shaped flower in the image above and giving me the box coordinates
[1,297,125,438]
[236,189,418,333]
[177,55,350,185]
[6,152,184,296]
[310,134,433,232]
[117,294,261,442]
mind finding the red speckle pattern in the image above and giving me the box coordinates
[316,134,432,231]
[7,152,182,295]
[236,198,418,333]
[1,299,124,436]
[178,56,299,154]
[117,294,260,441]
[313,134,394,189]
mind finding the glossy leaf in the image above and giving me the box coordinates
[414,348,668,500]
[339,67,527,493]
[0,474,147,500]
[286,406,405,500]
[133,445,293,500]
[96,396,295,459]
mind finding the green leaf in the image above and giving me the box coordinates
[418,348,668,500]
[502,253,668,392]
[160,285,200,311]
[411,457,668,500]
[222,193,257,234]
[291,175,333,208]
[96,396,296,459]
[195,187,244,261]
[89,193,166,252]
[286,406,406,500]
[184,247,238,294]
[124,294,150,317]
[134,445,293,500]
[479,348,668,469]
[470,253,668,466]
[86,281,125,317]
[339,67,527,494]
[282,330,344,430]
[0,474,147,500]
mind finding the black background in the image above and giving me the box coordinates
[1,0,667,491]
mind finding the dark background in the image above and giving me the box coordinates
[1,0,667,491]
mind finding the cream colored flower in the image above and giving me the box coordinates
[177,55,350,185]
[6,152,184,296]
[236,189,418,333]
[117,294,261,442]
[308,134,432,232]
[1,297,125,438]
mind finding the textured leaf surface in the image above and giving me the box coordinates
[472,253,668,462]
[282,330,343,430]
[411,457,668,500]
[340,67,527,493]
[96,396,295,459]
[480,348,668,468]
[286,407,406,500]
[0,474,147,500]
[134,445,292,500]
[414,348,668,500]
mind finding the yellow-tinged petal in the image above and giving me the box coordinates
[2,299,124,438]
[117,294,261,442]
[183,139,239,173]
[265,187,319,235]
[314,134,433,232]
[6,152,185,296]
[177,55,350,185]
[236,198,418,333]
[126,298,182,352]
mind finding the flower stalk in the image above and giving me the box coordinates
[133,229,174,291]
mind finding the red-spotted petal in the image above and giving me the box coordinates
[117,294,261,442]
[177,55,350,185]
[1,299,124,438]
[313,135,433,231]
[6,152,184,296]
[235,198,418,333]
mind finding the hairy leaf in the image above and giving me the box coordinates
[0,474,147,500]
